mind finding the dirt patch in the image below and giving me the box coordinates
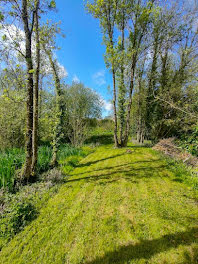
[153,138,198,169]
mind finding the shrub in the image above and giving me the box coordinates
[0,198,37,245]
[41,168,65,184]
[177,125,198,157]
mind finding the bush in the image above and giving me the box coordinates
[0,198,37,246]
[178,125,198,157]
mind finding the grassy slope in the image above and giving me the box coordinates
[0,145,198,264]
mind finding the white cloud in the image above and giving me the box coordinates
[57,62,68,79]
[72,74,80,83]
[99,95,113,112]
[39,58,68,79]
[103,100,113,111]
[0,24,25,54]
[0,25,68,80]
[93,70,106,86]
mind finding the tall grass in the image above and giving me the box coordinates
[0,148,25,190]
[57,144,84,161]
[0,144,85,190]
[37,146,52,173]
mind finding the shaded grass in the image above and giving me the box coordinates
[85,132,114,145]
[0,145,198,264]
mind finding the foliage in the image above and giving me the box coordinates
[63,82,102,146]
[176,125,198,157]
[0,149,25,190]
[0,180,60,249]
[0,198,37,242]
[156,151,198,191]
[0,67,26,150]
[0,144,90,190]
[87,0,198,145]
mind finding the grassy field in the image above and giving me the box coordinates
[0,144,198,264]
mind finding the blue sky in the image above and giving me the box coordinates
[50,0,113,116]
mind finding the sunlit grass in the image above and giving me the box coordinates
[0,144,197,263]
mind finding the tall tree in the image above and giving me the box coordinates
[87,0,120,147]
[41,22,66,165]
[48,51,64,166]
[32,0,41,175]
[21,0,35,180]
[116,0,127,146]
[122,0,155,146]
[88,0,155,147]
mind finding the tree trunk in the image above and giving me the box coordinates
[119,12,125,147]
[46,51,64,166]
[146,33,159,136]
[32,0,40,176]
[21,0,34,180]
[112,69,119,148]
[105,4,119,148]
[123,61,136,147]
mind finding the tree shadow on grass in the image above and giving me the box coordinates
[85,227,198,264]
[85,134,114,145]
[67,163,168,184]
[72,159,163,177]
[77,153,126,168]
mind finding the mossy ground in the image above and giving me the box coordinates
[0,144,198,264]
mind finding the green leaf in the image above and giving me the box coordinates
[29,69,35,74]
[49,0,56,8]
[0,12,4,21]
[2,35,7,41]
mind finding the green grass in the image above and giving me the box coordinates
[0,144,198,263]
[0,144,85,190]
[0,148,25,190]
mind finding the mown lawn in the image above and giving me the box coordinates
[0,145,198,264]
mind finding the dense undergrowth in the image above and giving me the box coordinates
[176,126,198,157]
[152,150,198,193]
[0,144,89,190]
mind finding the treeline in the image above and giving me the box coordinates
[0,81,101,148]
[87,0,198,147]
[0,0,101,181]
